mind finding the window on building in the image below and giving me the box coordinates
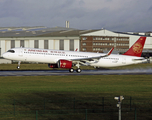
[145,33,150,36]
[70,39,74,51]
[34,40,39,48]
[44,40,48,49]
[82,43,86,45]
[60,40,64,50]
[20,40,24,47]
[82,48,86,51]
[82,37,87,40]
[97,37,100,40]
[11,40,15,48]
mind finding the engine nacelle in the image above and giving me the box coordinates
[58,60,72,69]
[48,60,72,69]
[48,63,58,68]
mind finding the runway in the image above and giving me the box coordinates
[0,69,152,76]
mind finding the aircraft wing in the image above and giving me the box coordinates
[70,47,114,61]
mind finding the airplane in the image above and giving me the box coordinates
[2,37,147,73]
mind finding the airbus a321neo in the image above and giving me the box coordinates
[2,37,147,73]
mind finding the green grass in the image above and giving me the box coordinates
[0,75,152,99]
[0,63,152,119]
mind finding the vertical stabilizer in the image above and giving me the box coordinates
[123,37,146,57]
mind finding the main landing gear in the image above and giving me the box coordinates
[69,68,74,73]
[69,68,82,73]
[76,68,81,73]
[69,62,82,73]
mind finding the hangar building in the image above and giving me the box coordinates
[0,26,152,63]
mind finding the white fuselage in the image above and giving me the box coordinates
[2,48,146,68]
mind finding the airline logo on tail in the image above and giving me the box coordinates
[133,43,142,54]
[123,37,146,57]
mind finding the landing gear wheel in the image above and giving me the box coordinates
[17,66,20,69]
[17,61,21,69]
[69,68,74,73]
[76,68,81,73]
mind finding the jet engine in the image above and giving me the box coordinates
[48,60,72,69]
[58,60,72,69]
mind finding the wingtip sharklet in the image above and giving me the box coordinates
[107,47,114,56]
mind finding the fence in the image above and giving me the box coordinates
[0,97,152,120]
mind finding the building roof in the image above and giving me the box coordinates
[0,26,98,37]
[81,29,152,37]
[0,26,151,38]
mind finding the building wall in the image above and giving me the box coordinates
[81,36,129,53]
[0,59,12,64]
[0,40,5,56]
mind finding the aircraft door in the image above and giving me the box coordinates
[18,48,23,57]
[122,57,126,64]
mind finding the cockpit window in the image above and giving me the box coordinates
[7,50,15,53]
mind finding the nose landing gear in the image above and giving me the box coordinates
[17,61,21,69]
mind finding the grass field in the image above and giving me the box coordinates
[0,63,152,119]
[1,75,152,97]
[0,75,152,119]
[0,75,152,98]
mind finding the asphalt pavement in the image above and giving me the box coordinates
[0,69,152,76]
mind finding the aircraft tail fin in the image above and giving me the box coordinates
[123,37,146,57]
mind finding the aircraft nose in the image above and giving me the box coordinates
[2,53,7,59]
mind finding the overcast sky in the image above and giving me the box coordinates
[0,0,152,32]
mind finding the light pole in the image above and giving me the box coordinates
[114,96,124,120]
